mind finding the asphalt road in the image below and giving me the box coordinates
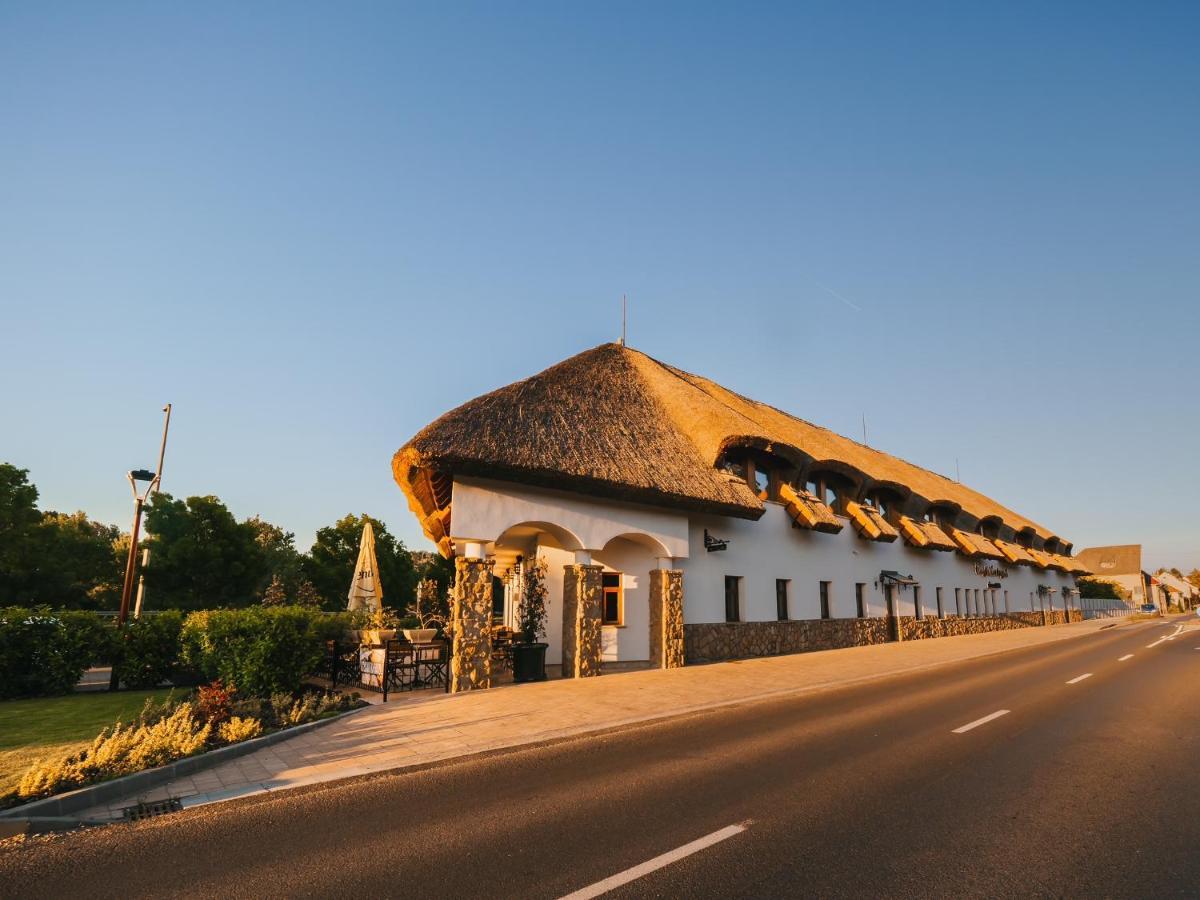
[3,616,1198,899]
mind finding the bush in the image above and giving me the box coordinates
[196,679,235,725]
[113,610,184,689]
[180,606,348,696]
[1078,577,1129,601]
[17,702,211,800]
[217,716,262,744]
[0,607,109,699]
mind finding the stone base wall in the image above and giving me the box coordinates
[685,611,1082,665]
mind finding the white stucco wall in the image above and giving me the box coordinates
[449,478,1080,664]
[451,477,689,559]
[677,503,1079,625]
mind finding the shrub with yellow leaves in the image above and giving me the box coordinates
[217,716,263,744]
[17,702,212,800]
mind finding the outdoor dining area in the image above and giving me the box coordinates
[323,522,529,702]
[325,625,519,701]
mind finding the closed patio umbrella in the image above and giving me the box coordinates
[347,521,384,613]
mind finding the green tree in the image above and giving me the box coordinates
[246,515,303,598]
[0,463,41,602]
[26,511,124,608]
[142,493,267,610]
[1077,577,1128,600]
[302,514,417,611]
[261,574,288,606]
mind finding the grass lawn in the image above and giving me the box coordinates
[0,688,179,795]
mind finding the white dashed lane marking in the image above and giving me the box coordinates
[953,710,1011,734]
[1066,673,1093,684]
[558,823,751,899]
[1118,654,1134,661]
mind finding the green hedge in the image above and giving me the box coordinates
[180,606,351,696]
[0,607,111,699]
[113,610,185,689]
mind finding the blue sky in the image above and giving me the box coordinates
[2,2,1197,570]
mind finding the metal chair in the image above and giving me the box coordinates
[326,639,362,688]
[382,640,417,702]
[416,642,450,692]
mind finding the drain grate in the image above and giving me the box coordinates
[121,797,184,821]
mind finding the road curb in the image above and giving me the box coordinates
[0,705,368,822]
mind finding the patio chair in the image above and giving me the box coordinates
[415,642,450,693]
[490,630,513,675]
[326,639,362,688]
[382,640,417,702]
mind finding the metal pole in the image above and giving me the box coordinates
[153,404,172,495]
[133,548,150,618]
[117,497,144,627]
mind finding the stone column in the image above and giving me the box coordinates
[451,555,495,692]
[649,568,685,669]
[562,563,603,677]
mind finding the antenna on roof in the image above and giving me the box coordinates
[862,412,868,446]
[619,294,627,346]
[955,457,961,483]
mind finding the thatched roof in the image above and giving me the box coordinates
[394,342,1064,555]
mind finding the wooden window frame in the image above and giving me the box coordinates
[724,576,741,623]
[855,583,867,618]
[601,571,623,626]
[776,579,790,621]
[820,581,832,619]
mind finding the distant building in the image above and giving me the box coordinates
[1153,570,1198,609]
[1075,545,1158,611]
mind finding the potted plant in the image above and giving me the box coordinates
[404,579,447,643]
[363,607,400,645]
[512,557,549,682]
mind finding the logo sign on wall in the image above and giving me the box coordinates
[973,560,1010,579]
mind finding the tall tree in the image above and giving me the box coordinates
[302,513,417,612]
[0,463,41,602]
[142,493,267,610]
[245,515,303,598]
[26,511,124,609]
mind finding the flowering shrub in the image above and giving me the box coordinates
[17,702,211,800]
[0,607,110,699]
[217,716,263,744]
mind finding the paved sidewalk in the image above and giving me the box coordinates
[77,617,1136,821]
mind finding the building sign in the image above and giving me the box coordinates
[974,560,1010,579]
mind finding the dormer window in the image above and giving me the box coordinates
[865,490,903,524]
[977,517,1002,540]
[925,504,957,530]
[805,472,853,515]
[719,451,782,501]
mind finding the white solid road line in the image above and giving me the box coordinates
[1067,673,1093,684]
[952,710,1011,734]
[1119,654,1134,661]
[558,823,750,900]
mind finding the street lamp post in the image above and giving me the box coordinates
[109,405,171,691]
